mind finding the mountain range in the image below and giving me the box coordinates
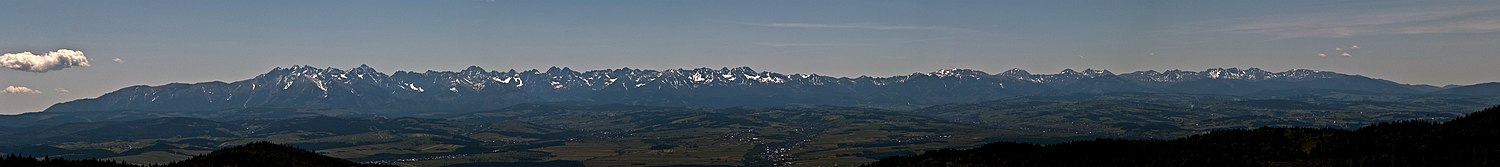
[3,66,1498,166]
[36,65,1477,118]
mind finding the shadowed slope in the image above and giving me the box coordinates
[867,106,1500,167]
[162,141,393,167]
[0,142,393,167]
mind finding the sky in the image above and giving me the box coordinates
[3,0,1500,114]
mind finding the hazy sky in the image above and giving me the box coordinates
[3,0,1500,114]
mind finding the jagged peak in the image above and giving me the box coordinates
[689,67,715,72]
[1081,69,1113,76]
[273,65,313,71]
[730,66,756,73]
[264,65,341,78]
[247,65,1367,86]
[930,68,988,77]
[1200,67,1233,72]
[544,66,565,74]
[351,64,378,73]
[998,68,1031,77]
[1060,69,1081,74]
[1283,69,1325,73]
[1204,67,1264,73]
[462,65,486,73]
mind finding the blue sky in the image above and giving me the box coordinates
[3,0,1500,114]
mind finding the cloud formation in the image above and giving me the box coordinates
[3,86,42,94]
[1,49,91,73]
[1401,19,1500,34]
[112,58,124,63]
[1224,4,1500,38]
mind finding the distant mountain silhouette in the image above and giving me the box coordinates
[0,155,135,167]
[40,66,1432,117]
[163,141,392,167]
[866,106,1500,167]
[1432,82,1500,97]
[0,142,392,167]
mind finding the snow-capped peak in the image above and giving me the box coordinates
[1060,69,1081,75]
[1081,69,1113,77]
[928,68,988,78]
[238,65,1363,98]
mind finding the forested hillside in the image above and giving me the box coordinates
[867,106,1500,167]
[0,142,391,167]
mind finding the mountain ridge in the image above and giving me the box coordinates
[39,66,1448,117]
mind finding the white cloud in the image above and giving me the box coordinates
[1400,19,1500,34]
[55,88,70,94]
[3,86,42,94]
[1222,5,1500,38]
[112,58,124,63]
[1,49,91,73]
